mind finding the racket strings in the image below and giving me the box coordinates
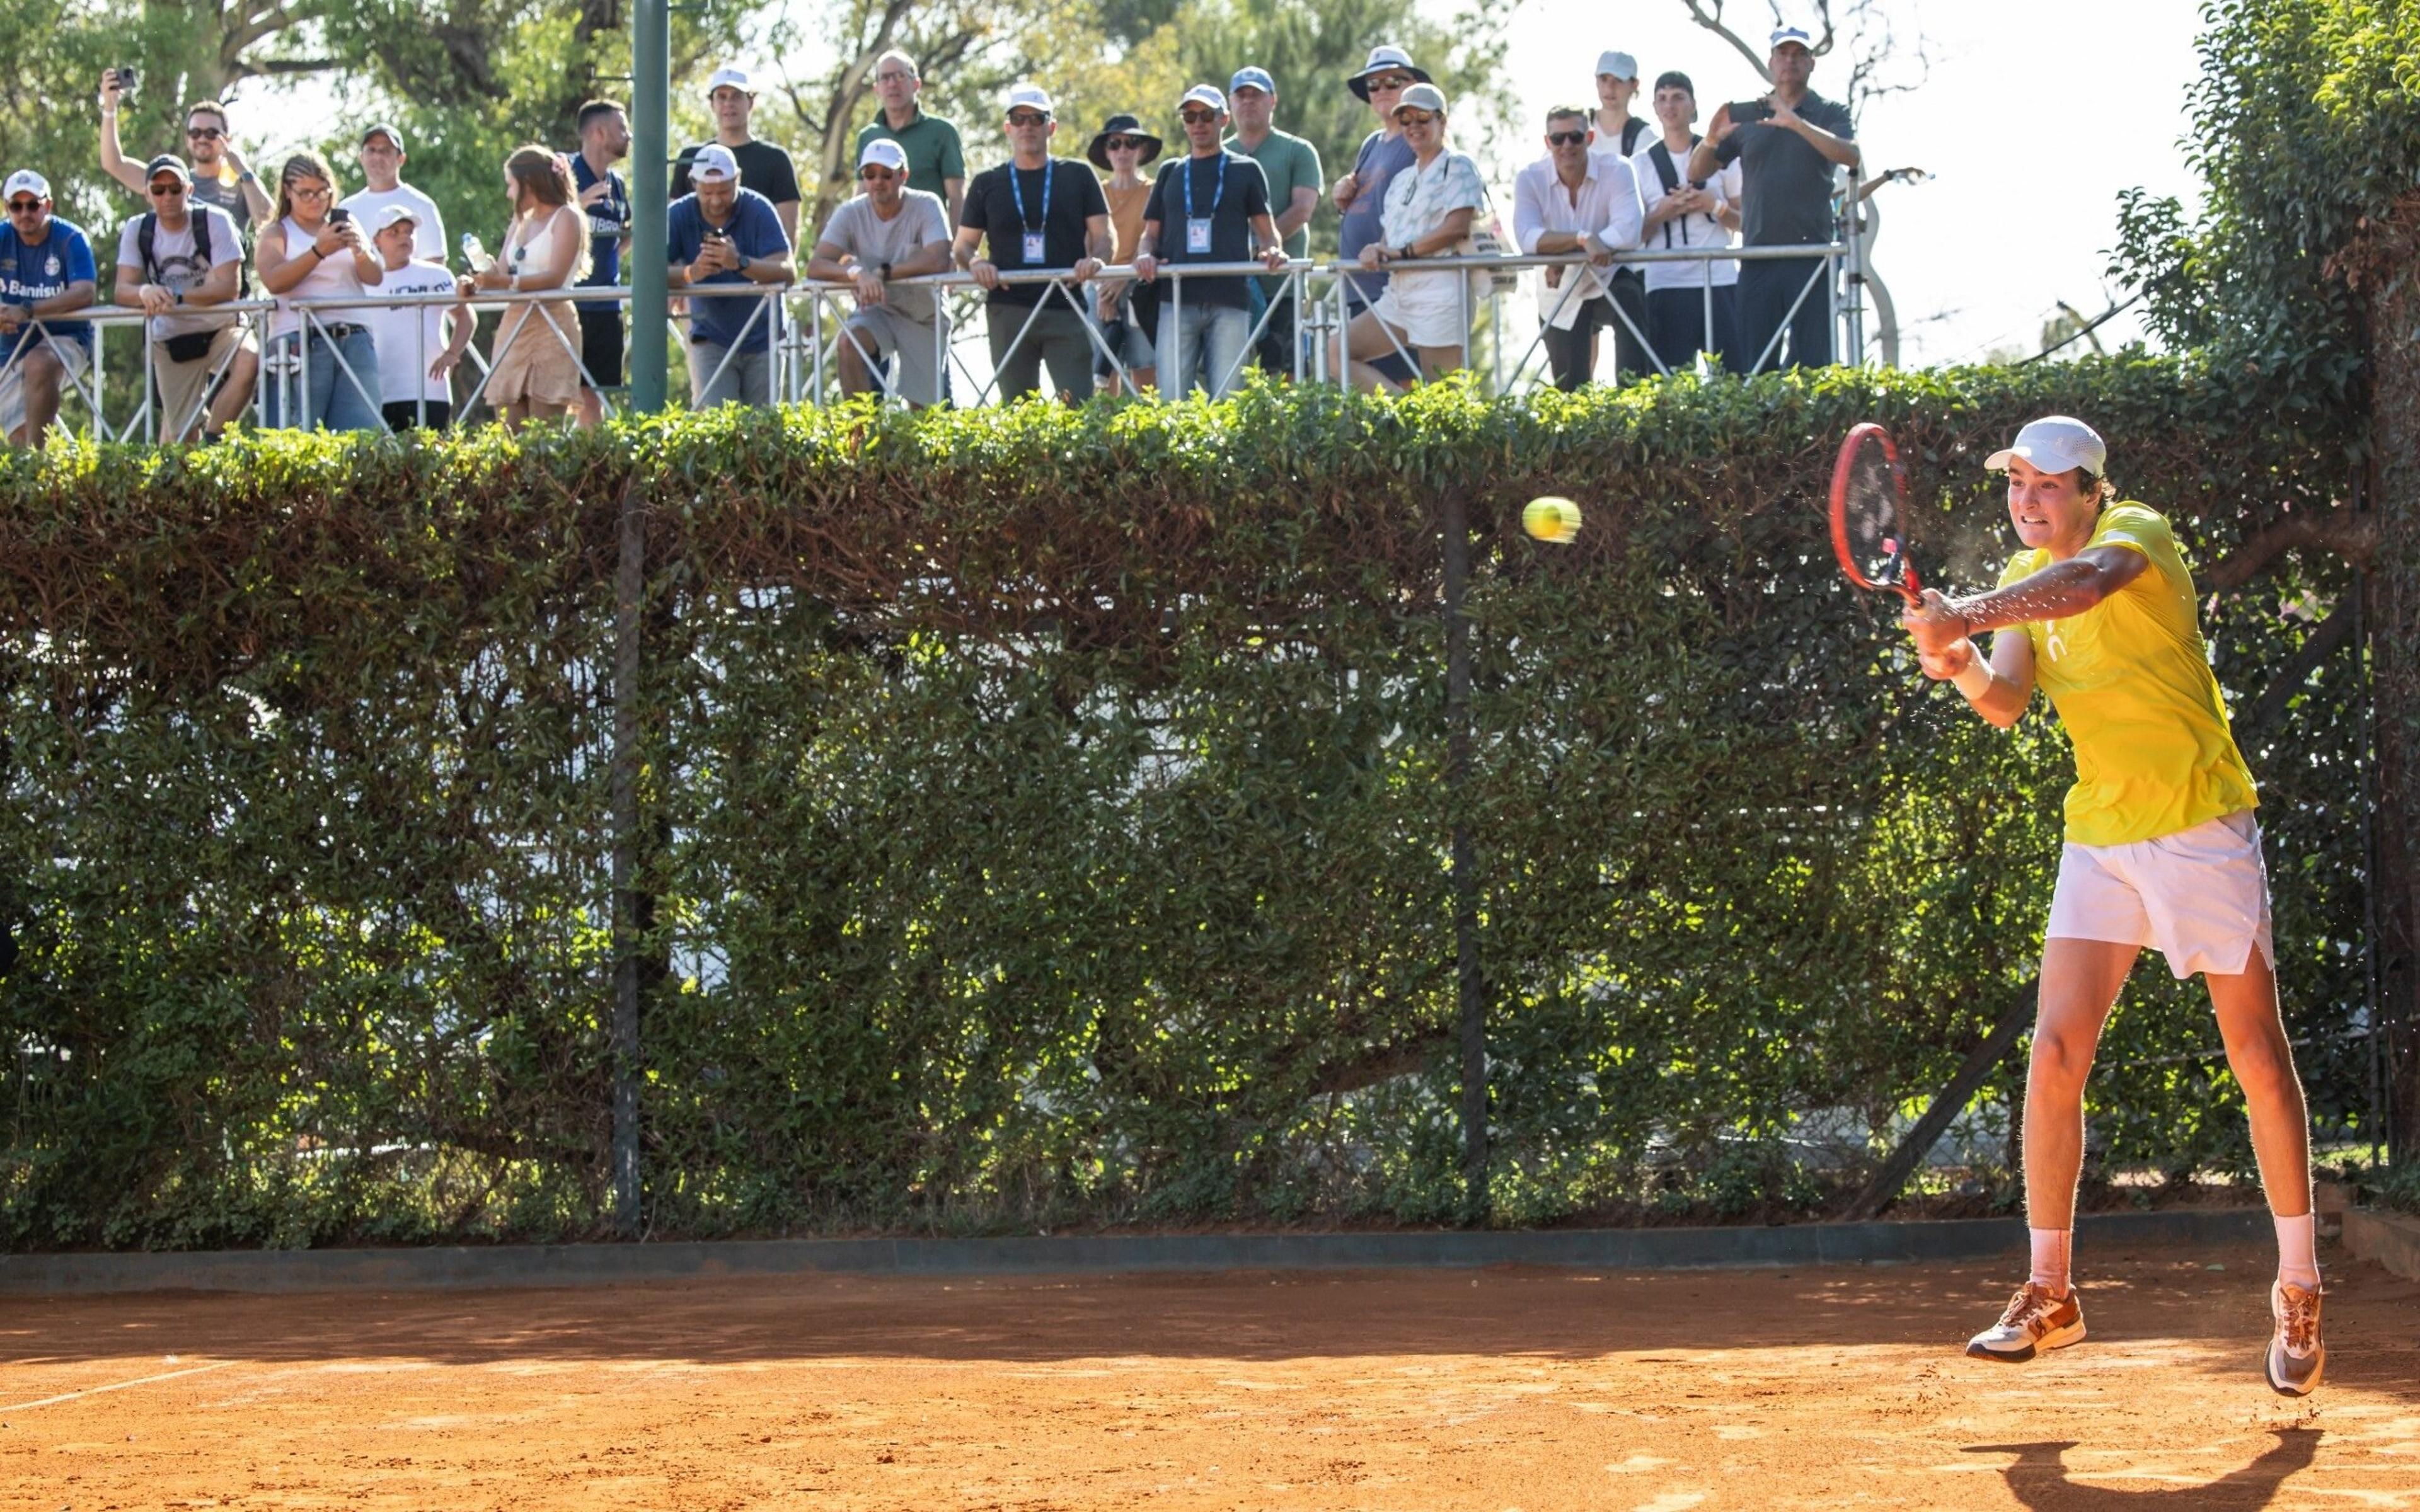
[1843,443,1906,588]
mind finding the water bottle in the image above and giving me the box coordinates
[460,232,492,274]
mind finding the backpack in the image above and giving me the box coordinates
[1645,136,1703,249]
[135,204,214,284]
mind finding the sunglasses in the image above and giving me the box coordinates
[149,181,187,196]
[1547,130,1588,147]
[186,125,224,140]
[6,198,42,212]
[1006,111,1049,127]
[1105,136,1141,151]
[859,166,897,180]
[1368,75,1415,91]
[1180,109,1218,124]
[1395,108,1438,125]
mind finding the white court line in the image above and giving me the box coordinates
[1,1360,235,1412]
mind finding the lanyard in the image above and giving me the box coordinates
[1182,154,1224,221]
[1010,159,1052,232]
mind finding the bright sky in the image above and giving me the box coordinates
[1489,0,2207,367]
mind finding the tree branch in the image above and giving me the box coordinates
[1310,1031,1454,1097]
[2202,507,2379,590]
[1680,0,1775,83]
[2240,598,2358,732]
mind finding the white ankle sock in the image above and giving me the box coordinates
[2029,1227,2072,1294]
[2275,1212,2320,1290]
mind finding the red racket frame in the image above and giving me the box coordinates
[1828,421,1925,607]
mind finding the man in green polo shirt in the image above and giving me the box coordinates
[855,49,968,229]
[1224,64,1320,375]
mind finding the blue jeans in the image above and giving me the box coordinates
[264,325,384,432]
[1156,300,1250,399]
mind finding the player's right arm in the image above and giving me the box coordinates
[1906,589,2036,728]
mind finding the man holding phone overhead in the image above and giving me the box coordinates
[1690,25,1857,374]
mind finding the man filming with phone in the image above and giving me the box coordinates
[1690,25,1857,374]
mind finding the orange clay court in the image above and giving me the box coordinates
[4,1242,2417,1511]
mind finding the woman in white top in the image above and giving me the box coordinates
[255,152,385,431]
[1334,83,1485,393]
[460,145,589,430]
[1632,71,1743,374]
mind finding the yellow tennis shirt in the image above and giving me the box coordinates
[1995,502,2259,846]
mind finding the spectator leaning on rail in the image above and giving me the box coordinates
[460,146,589,431]
[1332,45,1427,389]
[666,143,794,410]
[1336,83,1485,394]
[856,51,967,231]
[572,99,634,427]
[0,171,96,445]
[1132,84,1287,401]
[953,83,1110,403]
[114,154,256,442]
[256,152,384,432]
[808,139,953,408]
[1224,66,1320,377]
[1691,25,1858,372]
[1634,70,1742,375]
[1587,50,1654,379]
[675,67,804,248]
[342,123,447,267]
[361,204,473,432]
[98,71,272,234]
[1086,112,1163,394]
[1511,105,1642,392]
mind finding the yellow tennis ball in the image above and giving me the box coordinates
[1523,496,1582,544]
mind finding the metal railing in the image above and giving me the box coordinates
[0,238,1861,442]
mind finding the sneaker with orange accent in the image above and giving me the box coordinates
[1964,1282,2087,1361]
[2265,1280,2324,1395]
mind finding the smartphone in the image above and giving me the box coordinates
[1727,100,1773,124]
[703,227,727,242]
[115,66,137,94]
[328,206,351,226]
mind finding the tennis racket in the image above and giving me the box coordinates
[1828,422,1925,607]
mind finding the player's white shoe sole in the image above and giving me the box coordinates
[1966,1283,2086,1362]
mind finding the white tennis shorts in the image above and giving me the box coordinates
[2046,810,2274,979]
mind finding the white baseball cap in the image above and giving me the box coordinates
[1178,83,1227,114]
[706,66,754,95]
[1985,416,2108,476]
[1595,50,1639,80]
[3,169,50,201]
[1770,25,1815,50]
[1004,82,1054,117]
[858,139,908,173]
[689,143,740,183]
[373,203,420,232]
[1394,83,1448,116]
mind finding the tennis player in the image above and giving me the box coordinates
[1901,416,2323,1395]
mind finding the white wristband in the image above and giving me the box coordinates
[1950,644,1995,701]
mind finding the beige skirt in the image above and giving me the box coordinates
[487,300,582,407]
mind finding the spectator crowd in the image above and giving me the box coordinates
[0,25,1859,443]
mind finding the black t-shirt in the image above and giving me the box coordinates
[1711,91,1854,248]
[960,156,1110,307]
[670,138,803,211]
[1141,151,1272,309]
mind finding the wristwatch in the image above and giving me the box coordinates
[878,261,892,281]
[171,290,184,306]
[1397,243,1417,260]
[238,170,256,185]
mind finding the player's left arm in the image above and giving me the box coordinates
[1906,545,2147,656]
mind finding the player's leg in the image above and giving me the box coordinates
[1968,934,2135,1361]
[2206,952,2325,1394]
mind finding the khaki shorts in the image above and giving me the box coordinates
[154,326,253,442]
[0,334,91,438]
[2046,810,2274,978]
[841,306,945,407]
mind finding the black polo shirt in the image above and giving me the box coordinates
[1712,91,1855,248]
[960,156,1109,308]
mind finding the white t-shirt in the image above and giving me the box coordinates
[1628,138,1742,292]
[360,258,458,404]
[113,203,244,340]
[339,184,447,266]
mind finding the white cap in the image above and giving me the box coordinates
[3,169,50,201]
[689,143,740,183]
[1178,83,1226,113]
[1004,81,1054,117]
[1394,82,1448,115]
[1770,25,1814,50]
[706,65,754,94]
[1595,50,1639,79]
[373,203,420,232]
[858,139,908,172]
[1985,416,2108,476]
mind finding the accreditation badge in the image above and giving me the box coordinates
[1022,232,1046,263]
[1185,218,1212,255]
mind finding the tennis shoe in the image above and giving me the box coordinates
[1965,1281,2085,1361]
[2265,1280,2324,1396]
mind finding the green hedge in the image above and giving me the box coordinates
[0,363,2375,1247]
